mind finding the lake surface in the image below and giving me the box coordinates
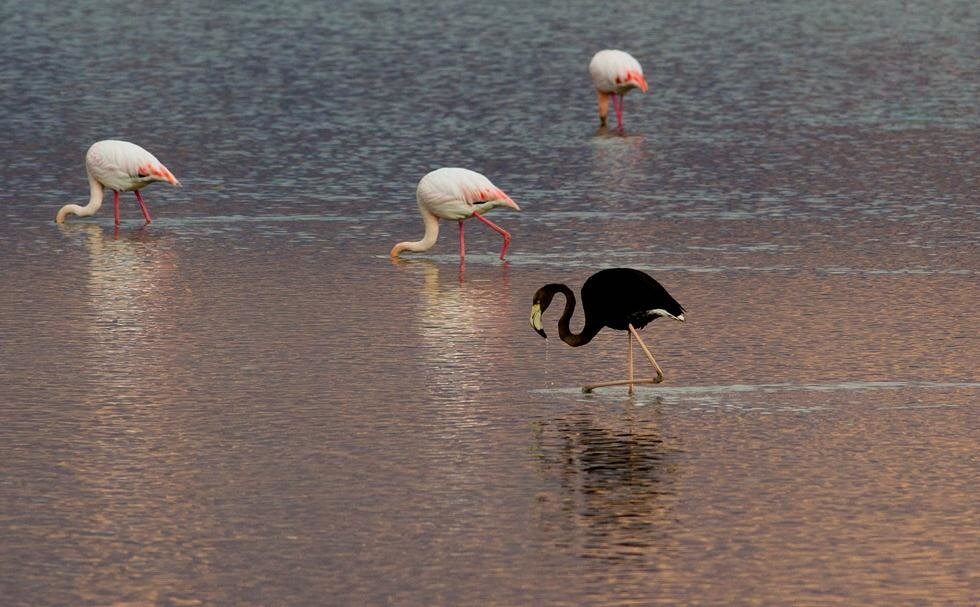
[1,1,978,605]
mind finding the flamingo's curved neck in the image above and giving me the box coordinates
[390,205,440,257]
[550,284,602,347]
[56,176,104,223]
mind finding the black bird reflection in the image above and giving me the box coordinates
[532,408,679,562]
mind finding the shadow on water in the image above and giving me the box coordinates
[532,401,680,563]
[55,224,180,375]
[392,259,512,398]
[592,124,645,139]
[589,129,647,181]
[53,219,185,427]
[45,224,217,606]
[390,252,512,284]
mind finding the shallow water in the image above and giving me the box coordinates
[1,1,978,605]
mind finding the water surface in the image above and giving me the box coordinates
[1,1,978,605]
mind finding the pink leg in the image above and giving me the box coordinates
[470,212,512,260]
[134,190,152,224]
[113,190,120,226]
[613,94,624,129]
[458,220,466,259]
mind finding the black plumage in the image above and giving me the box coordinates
[531,268,685,343]
[529,268,686,392]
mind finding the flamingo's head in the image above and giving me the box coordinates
[529,285,560,338]
[529,303,546,338]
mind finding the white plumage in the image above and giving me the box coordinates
[415,167,514,220]
[56,140,180,225]
[588,50,649,128]
[390,168,520,260]
[589,49,647,93]
[85,140,178,193]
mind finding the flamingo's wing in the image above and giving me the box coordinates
[418,167,517,219]
[86,140,179,189]
[589,50,648,93]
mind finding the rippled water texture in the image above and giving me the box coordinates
[1,1,978,605]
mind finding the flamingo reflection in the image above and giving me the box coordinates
[532,408,680,563]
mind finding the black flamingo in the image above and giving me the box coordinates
[530,268,686,393]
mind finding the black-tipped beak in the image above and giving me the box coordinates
[530,304,547,338]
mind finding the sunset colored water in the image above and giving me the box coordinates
[1,1,977,605]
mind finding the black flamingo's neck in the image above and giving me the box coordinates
[545,284,602,347]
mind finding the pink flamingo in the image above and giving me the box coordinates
[588,49,649,129]
[390,167,520,260]
[56,140,180,225]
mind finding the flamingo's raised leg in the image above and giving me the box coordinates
[470,212,513,260]
[134,190,152,224]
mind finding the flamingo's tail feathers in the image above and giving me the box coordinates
[141,163,181,187]
[468,187,519,210]
[494,188,520,211]
[156,165,181,187]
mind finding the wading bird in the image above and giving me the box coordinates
[56,140,180,225]
[589,49,649,129]
[390,167,520,261]
[530,268,685,394]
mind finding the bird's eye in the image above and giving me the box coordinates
[137,172,149,178]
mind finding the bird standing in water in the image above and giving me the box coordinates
[588,49,649,129]
[56,140,180,225]
[530,268,685,394]
[390,167,520,261]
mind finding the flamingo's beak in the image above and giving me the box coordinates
[530,304,546,338]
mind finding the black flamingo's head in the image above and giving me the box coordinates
[529,285,561,338]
